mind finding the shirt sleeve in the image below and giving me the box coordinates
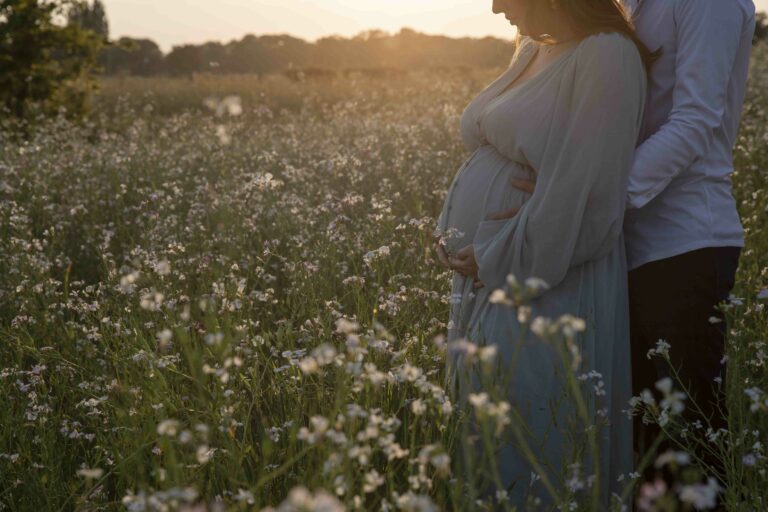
[626,0,751,210]
[471,34,647,294]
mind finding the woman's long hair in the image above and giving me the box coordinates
[524,0,659,72]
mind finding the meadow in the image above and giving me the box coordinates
[0,44,766,511]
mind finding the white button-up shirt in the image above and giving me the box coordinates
[623,0,756,270]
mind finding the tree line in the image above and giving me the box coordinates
[102,30,517,77]
[94,11,768,78]
[54,0,517,76]
[2,0,767,121]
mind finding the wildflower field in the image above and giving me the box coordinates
[1,44,766,511]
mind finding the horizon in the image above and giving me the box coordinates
[102,0,515,52]
[103,0,768,52]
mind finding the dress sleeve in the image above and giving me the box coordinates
[472,33,647,294]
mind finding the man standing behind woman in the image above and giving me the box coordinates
[624,0,756,496]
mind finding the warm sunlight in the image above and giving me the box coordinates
[100,0,768,51]
[101,0,519,50]
[3,0,768,509]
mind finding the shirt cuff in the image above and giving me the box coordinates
[626,175,674,210]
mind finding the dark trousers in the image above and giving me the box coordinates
[629,246,741,485]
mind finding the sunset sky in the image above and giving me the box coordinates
[103,0,768,51]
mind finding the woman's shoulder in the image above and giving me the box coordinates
[574,31,643,71]
[509,36,538,66]
[578,31,637,55]
[516,35,538,52]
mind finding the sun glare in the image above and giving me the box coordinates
[102,0,518,50]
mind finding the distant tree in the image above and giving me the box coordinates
[101,37,163,75]
[165,44,204,77]
[0,0,104,118]
[258,35,312,72]
[353,29,390,42]
[314,35,357,69]
[222,35,262,74]
[755,12,768,44]
[67,0,108,40]
[198,41,227,72]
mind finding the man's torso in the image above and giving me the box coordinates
[624,0,755,270]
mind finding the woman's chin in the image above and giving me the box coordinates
[509,22,529,35]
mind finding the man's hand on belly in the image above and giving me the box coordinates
[486,207,520,221]
[485,178,534,221]
[511,177,536,195]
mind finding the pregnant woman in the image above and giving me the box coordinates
[434,0,653,507]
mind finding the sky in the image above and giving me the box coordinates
[103,0,768,52]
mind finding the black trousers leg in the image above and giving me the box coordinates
[629,247,741,484]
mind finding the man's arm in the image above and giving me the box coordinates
[626,0,752,210]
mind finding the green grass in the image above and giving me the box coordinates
[0,45,766,511]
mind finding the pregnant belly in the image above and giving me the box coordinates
[437,144,534,256]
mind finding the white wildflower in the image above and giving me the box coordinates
[76,468,104,479]
[678,478,722,510]
[157,419,181,437]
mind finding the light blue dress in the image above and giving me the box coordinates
[436,33,647,508]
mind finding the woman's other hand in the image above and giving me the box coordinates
[433,236,451,269]
[450,245,480,280]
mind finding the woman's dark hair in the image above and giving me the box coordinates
[525,0,660,73]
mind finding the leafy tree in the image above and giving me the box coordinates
[755,12,768,45]
[0,0,104,118]
[67,0,108,40]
